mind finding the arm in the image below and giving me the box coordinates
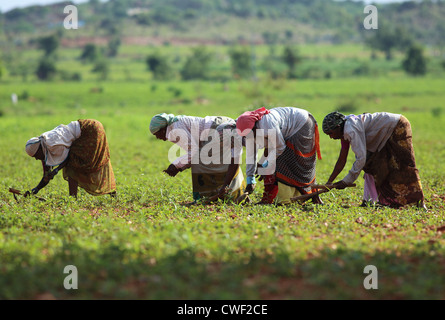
[164,163,184,177]
[342,130,367,186]
[244,143,258,194]
[167,120,196,173]
[217,161,240,198]
[327,140,349,184]
[243,133,257,193]
[31,156,70,195]
[331,130,367,189]
[30,161,51,195]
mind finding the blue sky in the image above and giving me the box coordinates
[0,0,409,13]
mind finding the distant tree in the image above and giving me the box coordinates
[150,7,178,24]
[89,0,100,12]
[107,36,121,57]
[99,18,122,36]
[37,34,59,56]
[92,59,110,80]
[36,56,56,80]
[402,45,427,76]
[146,52,174,80]
[134,13,152,26]
[80,44,101,62]
[108,0,128,19]
[228,47,252,79]
[262,31,278,45]
[365,23,413,60]
[180,46,213,80]
[59,70,82,81]
[262,56,287,80]
[282,46,302,78]
[284,30,294,42]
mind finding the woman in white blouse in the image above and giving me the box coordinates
[25,119,116,198]
[236,107,322,205]
[149,113,247,203]
[322,111,426,209]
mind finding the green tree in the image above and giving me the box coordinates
[282,46,302,78]
[89,0,101,13]
[228,47,252,79]
[402,45,427,76]
[262,47,287,79]
[134,13,152,26]
[108,0,128,19]
[107,37,121,57]
[146,52,174,80]
[180,46,213,80]
[92,59,110,80]
[37,34,59,56]
[80,44,101,63]
[365,24,413,60]
[262,31,279,45]
[36,56,56,80]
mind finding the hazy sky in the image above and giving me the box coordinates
[0,0,409,13]
[0,0,90,13]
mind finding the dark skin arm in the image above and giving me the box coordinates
[32,162,52,194]
[245,181,255,194]
[31,159,69,195]
[164,163,182,177]
[255,147,269,183]
[154,127,186,177]
[217,160,240,198]
[25,144,70,196]
[326,127,350,190]
[327,140,349,185]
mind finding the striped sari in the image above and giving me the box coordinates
[275,114,321,196]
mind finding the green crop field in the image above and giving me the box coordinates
[1,41,445,301]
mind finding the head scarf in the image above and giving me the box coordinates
[25,121,81,166]
[25,137,41,157]
[236,107,270,136]
[149,113,183,134]
[322,111,346,134]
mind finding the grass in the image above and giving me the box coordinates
[0,43,445,300]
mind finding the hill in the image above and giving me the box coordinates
[1,0,445,48]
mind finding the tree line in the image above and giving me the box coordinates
[23,32,431,82]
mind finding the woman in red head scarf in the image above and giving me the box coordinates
[236,106,322,205]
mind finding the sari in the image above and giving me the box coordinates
[63,119,116,195]
[191,117,246,201]
[363,116,424,208]
[274,114,321,201]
